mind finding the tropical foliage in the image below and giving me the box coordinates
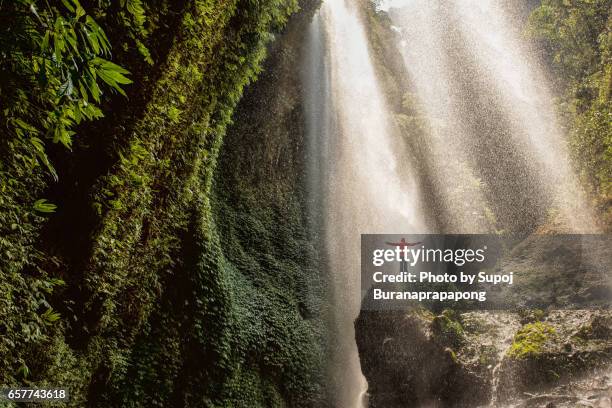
[0,0,325,407]
[528,0,611,210]
[0,0,132,180]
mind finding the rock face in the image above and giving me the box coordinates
[356,234,612,407]
[356,308,612,407]
[487,235,612,310]
[356,310,491,407]
[497,311,612,405]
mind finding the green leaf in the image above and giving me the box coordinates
[85,16,110,53]
[92,57,131,75]
[49,278,66,287]
[14,118,39,134]
[31,138,58,181]
[84,26,100,54]
[53,32,65,62]
[75,1,86,20]
[17,363,29,379]
[126,0,146,26]
[92,57,132,95]
[41,30,50,52]
[66,27,78,51]
[84,71,101,102]
[33,199,57,213]
[42,308,62,323]
[61,0,75,13]
[78,79,89,100]
[53,126,75,148]
[58,77,74,97]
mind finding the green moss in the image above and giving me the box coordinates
[478,344,497,366]
[507,322,556,359]
[445,347,458,363]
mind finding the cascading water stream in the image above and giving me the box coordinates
[382,0,598,234]
[305,0,424,406]
[452,0,598,233]
[381,1,599,403]
[306,0,600,406]
[380,0,495,234]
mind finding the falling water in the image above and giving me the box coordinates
[380,0,495,234]
[305,0,424,406]
[304,11,331,235]
[382,0,598,234]
[378,4,601,399]
[305,0,600,406]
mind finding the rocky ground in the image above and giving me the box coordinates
[356,309,611,407]
[356,234,612,407]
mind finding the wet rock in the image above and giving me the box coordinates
[355,309,493,407]
[355,235,612,406]
[496,311,612,403]
[356,309,612,407]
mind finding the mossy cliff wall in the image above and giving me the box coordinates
[211,3,327,405]
[0,1,325,406]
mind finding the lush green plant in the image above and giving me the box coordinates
[0,0,132,180]
[432,313,465,348]
[0,1,133,392]
[527,0,609,101]
[527,0,611,203]
[0,1,323,406]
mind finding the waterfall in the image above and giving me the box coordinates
[305,0,600,406]
[305,0,424,406]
